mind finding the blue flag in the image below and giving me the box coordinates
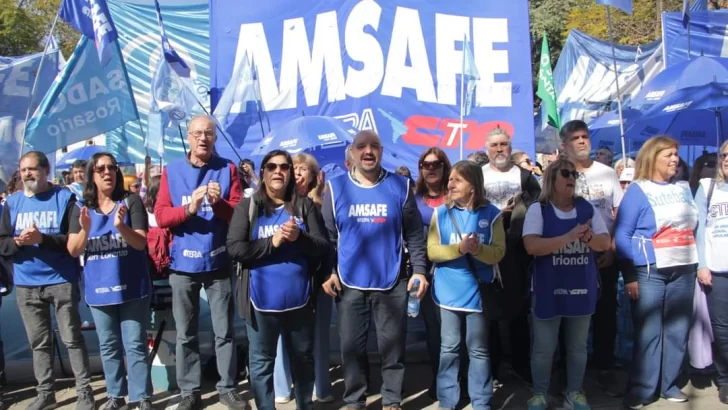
[24,36,139,153]
[153,0,189,74]
[683,0,691,27]
[461,36,479,117]
[59,0,118,66]
[213,54,264,125]
[596,0,633,14]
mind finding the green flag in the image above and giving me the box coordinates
[537,33,561,129]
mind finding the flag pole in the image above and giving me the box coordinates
[178,124,188,157]
[459,38,466,161]
[20,12,60,159]
[606,6,628,163]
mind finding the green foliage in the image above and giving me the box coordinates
[0,0,43,56]
[0,0,79,58]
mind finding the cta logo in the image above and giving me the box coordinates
[400,115,514,150]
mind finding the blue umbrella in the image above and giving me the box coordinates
[252,116,356,155]
[589,108,645,150]
[56,145,134,170]
[629,56,728,107]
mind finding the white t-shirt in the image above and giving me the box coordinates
[522,202,608,237]
[575,161,623,231]
[148,211,158,228]
[482,165,521,210]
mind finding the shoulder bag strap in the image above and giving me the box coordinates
[445,206,481,284]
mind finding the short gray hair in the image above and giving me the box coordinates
[487,127,511,141]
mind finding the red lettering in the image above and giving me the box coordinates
[402,115,514,150]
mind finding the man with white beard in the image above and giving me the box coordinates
[0,152,94,410]
[480,128,541,385]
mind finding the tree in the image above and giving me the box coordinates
[25,0,80,58]
[564,0,685,46]
[0,0,42,56]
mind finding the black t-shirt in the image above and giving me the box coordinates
[69,193,148,233]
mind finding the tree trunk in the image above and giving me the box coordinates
[656,0,663,39]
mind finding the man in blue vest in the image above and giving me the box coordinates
[321,130,428,410]
[154,115,246,410]
[0,151,94,410]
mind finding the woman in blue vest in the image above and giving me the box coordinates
[227,150,329,410]
[696,140,728,405]
[67,152,152,410]
[427,160,506,410]
[414,147,451,397]
[273,153,334,404]
[615,136,698,409]
[523,157,610,410]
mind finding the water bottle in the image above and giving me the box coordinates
[407,278,421,318]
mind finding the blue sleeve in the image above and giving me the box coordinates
[614,184,647,283]
[695,183,708,270]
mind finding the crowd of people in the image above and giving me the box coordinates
[0,114,726,410]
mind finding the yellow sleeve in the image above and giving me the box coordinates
[427,211,462,263]
[472,216,506,265]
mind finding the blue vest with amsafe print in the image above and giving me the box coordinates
[7,187,78,286]
[82,201,150,306]
[165,156,232,273]
[328,172,408,290]
[531,198,598,320]
[249,206,310,312]
[432,203,501,312]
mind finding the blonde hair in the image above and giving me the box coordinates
[716,140,728,183]
[538,157,577,204]
[633,136,679,182]
[292,153,320,194]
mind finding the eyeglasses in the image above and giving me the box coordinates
[188,130,215,139]
[519,158,533,166]
[264,162,291,172]
[559,169,579,179]
[94,164,119,173]
[420,160,443,170]
[720,152,728,161]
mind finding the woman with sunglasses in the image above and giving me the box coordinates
[66,153,153,410]
[227,150,329,410]
[414,148,452,397]
[523,158,610,410]
[614,136,699,409]
[273,153,334,405]
[427,160,505,410]
[695,141,728,404]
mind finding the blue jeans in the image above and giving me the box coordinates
[707,274,728,387]
[626,265,695,402]
[437,308,492,410]
[90,296,151,402]
[273,294,333,399]
[247,306,315,410]
[531,315,590,395]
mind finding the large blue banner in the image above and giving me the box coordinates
[546,29,663,153]
[105,0,210,164]
[210,0,535,173]
[24,36,139,154]
[663,10,728,68]
[0,50,61,183]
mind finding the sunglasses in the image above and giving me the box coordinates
[264,162,291,172]
[720,153,728,161]
[94,164,119,173]
[520,158,533,166]
[559,169,579,179]
[420,160,443,170]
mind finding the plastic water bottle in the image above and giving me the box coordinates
[407,279,421,318]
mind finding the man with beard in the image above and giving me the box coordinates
[0,151,94,410]
[480,128,541,385]
[154,115,247,410]
[560,120,624,396]
[321,130,428,410]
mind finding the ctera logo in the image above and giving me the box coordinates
[400,115,514,150]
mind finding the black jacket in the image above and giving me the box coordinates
[226,194,330,325]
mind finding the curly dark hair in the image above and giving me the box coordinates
[82,152,127,209]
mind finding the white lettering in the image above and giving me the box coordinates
[183,249,203,258]
[348,203,388,217]
[15,211,59,231]
[344,0,384,98]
